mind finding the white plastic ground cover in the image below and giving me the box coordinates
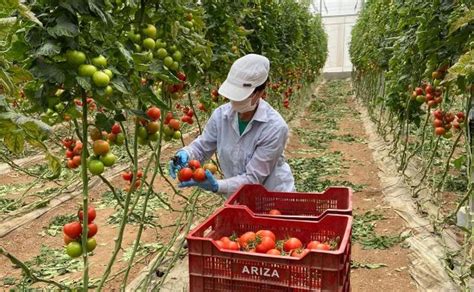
[355,97,462,291]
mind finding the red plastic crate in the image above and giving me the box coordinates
[224,184,352,220]
[187,206,352,291]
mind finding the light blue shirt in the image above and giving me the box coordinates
[182,99,295,196]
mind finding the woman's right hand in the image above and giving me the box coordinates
[169,150,189,179]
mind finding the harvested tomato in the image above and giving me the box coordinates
[214,240,225,249]
[225,241,240,251]
[193,168,207,182]
[290,248,309,258]
[64,222,82,239]
[256,230,276,242]
[188,160,201,169]
[255,236,275,253]
[283,237,303,252]
[266,249,281,255]
[306,240,321,250]
[220,236,232,244]
[269,209,282,215]
[239,232,256,249]
[178,167,193,182]
[315,243,331,250]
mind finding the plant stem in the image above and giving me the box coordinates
[80,92,90,291]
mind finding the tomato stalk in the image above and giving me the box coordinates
[402,110,431,174]
[80,91,90,291]
[412,136,441,197]
[398,96,413,171]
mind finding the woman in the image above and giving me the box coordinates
[169,54,295,197]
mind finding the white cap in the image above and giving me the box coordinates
[218,54,270,101]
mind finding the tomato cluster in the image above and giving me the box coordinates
[411,83,443,108]
[177,160,217,182]
[122,170,144,192]
[66,50,113,95]
[162,112,182,141]
[107,123,125,146]
[88,138,116,175]
[214,230,338,258]
[136,106,162,145]
[178,105,195,125]
[63,138,83,169]
[168,72,187,100]
[432,109,465,137]
[63,206,98,258]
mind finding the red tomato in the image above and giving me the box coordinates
[214,240,225,249]
[64,222,82,239]
[87,223,98,238]
[291,248,309,258]
[178,167,193,182]
[193,168,207,182]
[256,230,276,242]
[67,159,77,169]
[283,237,303,252]
[255,237,275,253]
[307,240,321,250]
[111,123,122,134]
[137,170,143,178]
[64,233,75,245]
[62,138,74,149]
[122,171,132,181]
[66,150,74,159]
[220,236,232,244]
[146,107,161,121]
[456,112,465,120]
[78,206,97,223]
[315,243,331,251]
[177,72,187,81]
[433,109,443,119]
[73,142,83,155]
[168,119,181,130]
[266,249,281,255]
[225,241,240,251]
[433,119,443,127]
[164,112,173,124]
[186,109,194,117]
[269,209,282,215]
[239,232,256,249]
[188,160,201,169]
[435,127,446,136]
[72,155,81,167]
[415,87,423,96]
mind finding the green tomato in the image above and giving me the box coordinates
[443,131,453,139]
[128,32,141,43]
[66,50,86,67]
[100,152,116,167]
[163,56,174,68]
[172,130,182,140]
[103,69,113,79]
[163,125,174,136]
[78,64,98,77]
[144,51,154,62]
[142,24,157,39]
[88,159,105,175]
[92,71,110,87]
[86,238,97,252]
[416,95,425,103]
[66,242,83,258]
[133,44,142,53]
[170,61,179,71]
[148,132,160,141]
[92,55,107,67]
[115,133,125,145]
[172,51,182,62]
[138,136,148,145]
[163,134,172,141]
[169,45,177,52]
[55,103,65,112]
[104,85,113,96]
[156,48,168,59]
[155,39,165,48]
[184,21,193,28]
[142,38,156,50]
[137,126,148,139]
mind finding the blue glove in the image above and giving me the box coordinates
[169,150,189,179]
[178,169,219,192]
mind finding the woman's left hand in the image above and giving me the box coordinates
[178,169,219,193]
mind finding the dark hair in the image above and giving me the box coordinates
[254,78,269,93]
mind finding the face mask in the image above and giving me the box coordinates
[231,96,259,113]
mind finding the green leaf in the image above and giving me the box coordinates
[46,15,78,38]
[351,261,387,269]
[116,42,133,66]
[46,152,61,179]
[95,112,114,132]
[4,130,25,154]
[18,3,42,27]
[445,50,474,82]
[9,65,33,83]
[76,76,92,91]
[30,61,65,84]
[36,41,61,56]
[111,76,130,94]
[453,155,466,170]
[449,9,474,35]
